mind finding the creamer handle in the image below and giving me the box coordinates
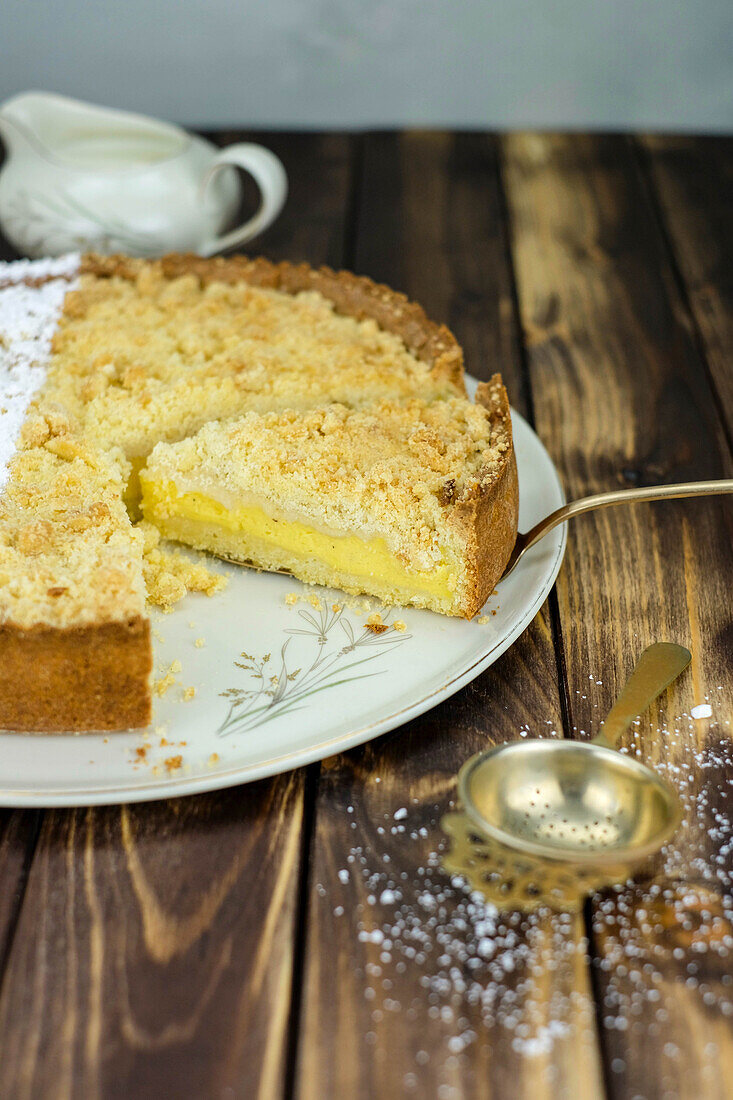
[197,143,287,256]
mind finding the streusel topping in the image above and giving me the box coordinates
[40,268,465,460]
[145,393,511,569]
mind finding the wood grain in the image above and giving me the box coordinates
[501,131,733,1099]
[352,132,527,399]
[639,135,733,433]
[295,132,604,1100]
[0,784,301,1099]
[0,130,731,1097]
[297,656,604,1100]
[0,812,41,968]
[0,132,355,1099]
[210,130,355,270]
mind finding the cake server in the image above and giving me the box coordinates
[502,477,733,578]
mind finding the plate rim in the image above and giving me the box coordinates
[0,405,566,806]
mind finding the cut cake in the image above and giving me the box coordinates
[0,253,518,732]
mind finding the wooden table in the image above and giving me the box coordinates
[0,132,731,1099]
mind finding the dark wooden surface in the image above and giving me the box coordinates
[0,131,731,1099]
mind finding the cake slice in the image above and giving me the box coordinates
[140,378,518,618]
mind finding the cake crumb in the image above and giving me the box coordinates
[208,752,220,767]
[164,755,183,772]
[285,592,298,606]
[141,525,228,610]
[477,614,490,624]
[183,686,196,701]
[339,594,376,616]
[393,619,406,632]
[154,670,177,696]
[194,637,205,648]
[366,612,388,635]
[135,746,148,761]
[308,594,322,609]
[160,735,172,747]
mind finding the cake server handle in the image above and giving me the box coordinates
[502,478,733,579]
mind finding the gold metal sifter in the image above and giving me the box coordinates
[440,810,633,911]
[458,642,691,868]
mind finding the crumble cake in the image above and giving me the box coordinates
[141,384,516,617]
[0,253,518,732]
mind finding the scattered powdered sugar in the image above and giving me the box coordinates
[588,702,733,1092]
[0,254,80,285]
[326,820,593,1081]
[0,253,80,492]
[317,687,731,1088]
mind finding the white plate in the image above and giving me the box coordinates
[0,385,565,806]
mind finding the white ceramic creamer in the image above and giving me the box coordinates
[0,92,288,258]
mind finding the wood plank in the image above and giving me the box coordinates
[0,785,302,1099]
[501,132,733,1100]
[0,812,41,969]
[353,132,527,399]
[0,132,354,1098]
[295,132,604,1099]
[639,135,733,433]
[0,234,19,263]
[210,130,354,269]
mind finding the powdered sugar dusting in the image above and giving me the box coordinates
[315,682,731,1088]
[0,253,80,492]
[324,799,597,1080]
[0,253,80,286]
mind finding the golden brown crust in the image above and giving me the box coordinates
[0,617,152,733]
[452,374,519,617]
[80,253,466,393]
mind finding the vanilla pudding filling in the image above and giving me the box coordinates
[139,475,461,607]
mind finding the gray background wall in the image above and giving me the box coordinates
[3,0,732,131]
